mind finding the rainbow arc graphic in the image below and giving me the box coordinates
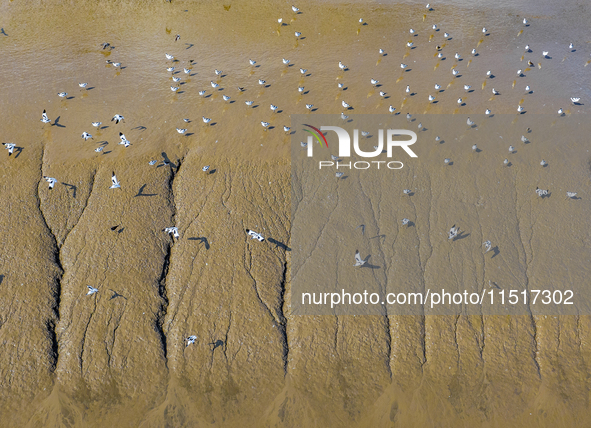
[303,124,328,147]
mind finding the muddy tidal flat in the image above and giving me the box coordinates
[1,0,591,426]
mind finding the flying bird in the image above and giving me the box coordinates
[164,227,180,239]
[353,250,366,267]
[43,176,57,189]
[110,172,121,189]
[246,229,265,241]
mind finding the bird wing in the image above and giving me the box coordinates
[111,173,117,185]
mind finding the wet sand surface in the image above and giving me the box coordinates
[1,0,591,426]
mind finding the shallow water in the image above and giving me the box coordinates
[1,0,591,426]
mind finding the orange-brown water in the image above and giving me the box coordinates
[1,0,591,426]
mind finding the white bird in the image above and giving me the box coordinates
[342,100,350,108]
[186,336,197,347]
[407,42,413,47]
[483,241,492,253]
[455,52,461,60]
[571,97,581,104]
[379,91,386,97]
[249,59,256,65]
[41,110,51,123]
[211,81,219,88]
[509,145,514,152]
[214,69,223,75]
[300,141,307,148]
[444,158,451,164]
[119,132,130,147]
[43,176,57,189]
[341,112,349,120]
[525,45,530,51]
[486,70,492,77]
[282,58,290,65]
[245,100,254,106]
[170,86,179,92]
[164,227,180,239]
[409,28,415,34]
[467,117,474,126]
[176,128,187,134]
[270,104,278,112]
[435,136,440,142]
[300,68,307,74]
[428,95,435,102]
[92,121,102,128]
[517,105,524,112]
[87,286,99,295]
[112,114,124,124]
[223,95,231,101]
[81,132,93,140]
[542,51,549,57]
[284,126,291,133]
[336,172,344,178]
[523,18,528,25]
[405,85,410,93]
[437,52,443,58]
[338,61,347,70]
[306,104,314,110]
[359,18,364,23]
[536,187,548,197]
[199,90,206,96]
[464,84,471,91]
[525,85,531,92]
[521,135,529,143]
[246,229,265,241]
[258,79,266,85]
[292,5,299,13]
[471,48,476,55]
[566,191,577,199]
[361,131,369,137]
[371,78,379,86]
[203,116,212,124]
[517,69,522,76]
[353,250,366,267]
[172,76,181,82]
[432,24,437,30]
[261,121,270,129]
[558,108,564,115]
[337,83,343,89]
[184,68,191,74]
[298,86,305,92]
[58,92,67,98]
[492,88,499,95]
[110,172,121,189]
[379,48,385,55]
[444,32,450,38]
[78,82,88,89]
[165,53,174,60]
[388,105,396,113]
[448,225,459,240]
[457,98,463,104]
[403,189,411,195]
[149,160,157,165]
[482,27,487,33]
[402,218,410,226]
[485,109,491,115]
[400,63,408,69]
[472,144,478,151]
[166,66,175,72]
[540,160,547,166]
[452,69,459,76]
[95,147,103,153]
[295,31,301,37]
[202,166,210,172]
[434,83,441,90]
[504,159,509,166]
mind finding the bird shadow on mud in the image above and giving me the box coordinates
[360,255,380,269]
[453,232,470,241]
[188,237,210,249]
[135,184,157,197]
[491,246,500,258]
[61,183,77,198]
[0,275,4,285]
[267,237,291,251]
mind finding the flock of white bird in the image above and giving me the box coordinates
[2,3,586,343]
